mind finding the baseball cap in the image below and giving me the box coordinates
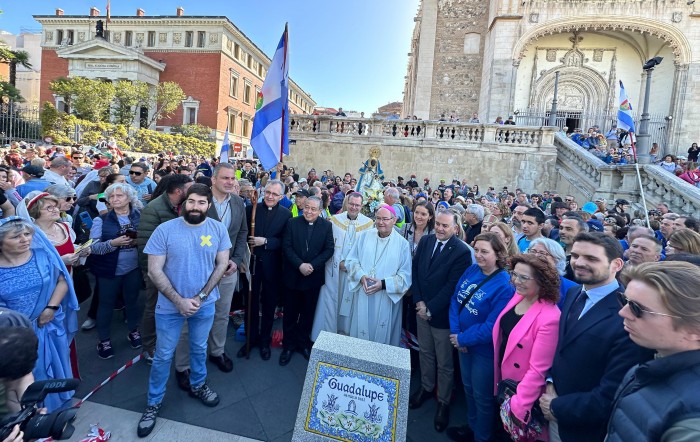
[587,219,604,232]
[581,202,598,215]
[21,165,44,178]
[294,189,310,197]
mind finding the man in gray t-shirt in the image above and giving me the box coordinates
[138,184,230,438]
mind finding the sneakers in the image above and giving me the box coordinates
[137,403,161,438]
[97,339,114,359]
[81,318,96,330]
[189,383,220,407]
[128,330,143,349]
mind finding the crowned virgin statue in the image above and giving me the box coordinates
[355,147,385,216]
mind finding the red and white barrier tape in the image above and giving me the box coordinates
[74,352,145,408]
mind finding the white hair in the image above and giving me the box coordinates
[104,183,143,210]
[529,237,567,276]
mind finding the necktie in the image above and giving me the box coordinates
[566,290,588,332]
[430,241,444,266]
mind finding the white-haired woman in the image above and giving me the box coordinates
[527,237,579,308]
[44,184,78,225]
[88,183,143,359]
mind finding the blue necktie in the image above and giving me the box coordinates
[566,290,588,332]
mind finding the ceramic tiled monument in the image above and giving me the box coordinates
[292,331,411,442]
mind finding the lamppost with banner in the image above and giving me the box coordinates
[636,56,663,164]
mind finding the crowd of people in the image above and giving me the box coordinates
[1,139,700,442]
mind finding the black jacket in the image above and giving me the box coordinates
[549,285,654,442]
[282,216,334,290]
[410,234,471,329]
[247,203,291,278]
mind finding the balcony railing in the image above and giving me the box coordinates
[289,115,555,148]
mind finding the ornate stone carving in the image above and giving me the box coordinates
[593,49,604,62]
[672,11,682,23]
[136,33,144,44]
[546,49,557,62]
[113,32,121,43]
[513,18,692,66]
[159,33,167,43]
[209,33,218,43]
[173,33,182,44]
[78,32,85,43]
[226,39,232,51]
[529,13,539,23]
[45,30,53,42]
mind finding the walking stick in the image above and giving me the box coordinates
[246,189,259,359]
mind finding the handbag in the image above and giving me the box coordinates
[496,379,547,442]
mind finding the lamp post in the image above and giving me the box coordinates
[636,56,663,164]
[548,71,560,127]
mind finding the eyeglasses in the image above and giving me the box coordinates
[527,248,551,258]
[65,196,77,202]
[509,271,534,283]
[264,191,281,197]
[129,171,143,176]
[42,205,59,212]
[617,293,681,319]
[375,217,393,222]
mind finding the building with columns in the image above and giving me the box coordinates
[402,0,699,154]
[33,6,315,151]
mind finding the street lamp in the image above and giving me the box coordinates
[548,71,560,127]
[637,56,663,164]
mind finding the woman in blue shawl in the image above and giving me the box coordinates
[0,216,79,411]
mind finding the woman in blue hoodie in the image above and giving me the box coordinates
[447,232,514,442]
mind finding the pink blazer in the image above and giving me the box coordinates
[492,293,561,423]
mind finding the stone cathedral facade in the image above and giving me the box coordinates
[402,0,700,153]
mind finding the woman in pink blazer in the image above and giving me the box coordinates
[493,253,562,440]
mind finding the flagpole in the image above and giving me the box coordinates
[280,23,288,169]
[630,136,652,229]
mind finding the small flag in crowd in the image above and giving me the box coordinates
[617,80,635,133]
[251,24,289,171]
[220,126,230,164]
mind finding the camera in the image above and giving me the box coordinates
[648,209,661,217]
[0,379,79,441]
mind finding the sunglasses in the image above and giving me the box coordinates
[617,292,681,319]
[129,171,143,176]
[65,196,77,202]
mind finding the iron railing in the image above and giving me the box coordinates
[0,102,42,145]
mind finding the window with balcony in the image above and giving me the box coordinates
[185,31,193,48]
[197,31,205,48]
[147,31,156,47]
[125,31,133,46]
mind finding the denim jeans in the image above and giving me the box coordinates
[147,302,215,406]
[96,268,142,341]
[459,351,496,442]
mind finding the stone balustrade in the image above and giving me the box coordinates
[554,133,700,217]
[289,115,553,147]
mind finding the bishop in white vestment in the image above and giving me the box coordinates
[311,193,373,340]
[341,205,412,346]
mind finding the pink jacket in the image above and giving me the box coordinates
[492,293,561,423]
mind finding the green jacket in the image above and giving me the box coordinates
[136,193,180,270]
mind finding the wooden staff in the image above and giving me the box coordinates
[245,188,259,359]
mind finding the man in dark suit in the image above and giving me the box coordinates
[174,163,247,383]
[237,179,291,360]
[539,232,654,442]
[409,209,470,432]
[280,195,334,365]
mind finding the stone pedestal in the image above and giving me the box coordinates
[292,332,410,442]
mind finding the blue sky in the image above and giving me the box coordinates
[0,0,419,113]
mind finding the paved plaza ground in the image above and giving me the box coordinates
[66,294,468,441]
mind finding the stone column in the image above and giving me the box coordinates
[412,0,438,120]
[667,63,689,153]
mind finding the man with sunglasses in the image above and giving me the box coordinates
[126,162,156,206]
[539,232,653,442]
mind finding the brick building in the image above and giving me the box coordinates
[34,6,315,152]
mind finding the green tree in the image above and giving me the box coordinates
[7,50,31,87]
[170,123,214,141]
[50,77,115,123]
[113,80,149,126]
[147,81,185,127]
[0,81,23,102]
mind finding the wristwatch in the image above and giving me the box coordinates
[197,292,208,302]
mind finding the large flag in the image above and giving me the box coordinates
[617,80,635,133]
[220,126,230,163]
[251,25,289,171]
